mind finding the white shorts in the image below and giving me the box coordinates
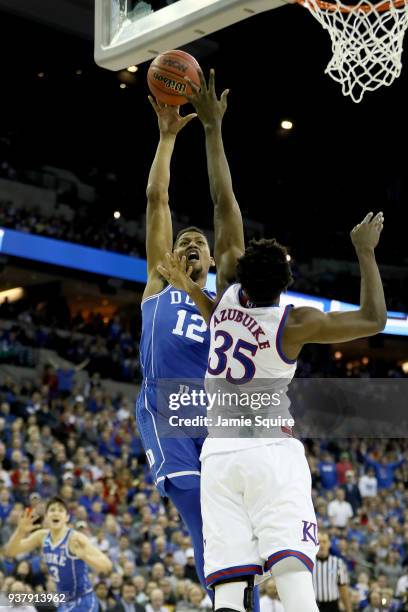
[201,438,319,588]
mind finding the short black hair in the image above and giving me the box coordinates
[45,496,69,513]
[236,238,293,305]
[174,226,208,247]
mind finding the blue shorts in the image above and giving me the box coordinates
[136,385,206,496]
[58,592,98,611]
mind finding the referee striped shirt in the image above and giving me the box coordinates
[313,555,349,603]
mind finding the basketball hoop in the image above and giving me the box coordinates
[295,0,408,102]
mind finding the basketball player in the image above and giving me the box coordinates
[136,68,245,593]
[3,497,112,611]
[157,212,386,612]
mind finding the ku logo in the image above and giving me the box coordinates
[301,521,319,546]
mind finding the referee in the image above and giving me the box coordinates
[313,532,352,612]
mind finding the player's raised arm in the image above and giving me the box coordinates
[283,212,387,357]
[144,97,197,300]
[157,253,215,323]
[3,508,46,557]
[185,69,244,297]
[69,531,113,574]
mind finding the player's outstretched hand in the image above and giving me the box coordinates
[351,212,384,252]
[184,68,229,129]
[17,508,40,536]
[157,253,195,292]
[148,96,197,136]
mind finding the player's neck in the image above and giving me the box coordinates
[193,274,207,289]
[50,526,69,543]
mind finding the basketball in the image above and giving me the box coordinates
[147,50,201,106]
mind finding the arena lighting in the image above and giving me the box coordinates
[113,211,121,219]
[334,351,342,359]
[0,287,24,304]
[120,83,127,89]
[286,254,291,262]
[401,362,408,374]
[281,120,293,130]
[0,227,406,336]
[127,66,138,72]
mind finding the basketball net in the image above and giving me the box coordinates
[296,0,408,102]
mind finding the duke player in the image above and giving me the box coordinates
[158,212,386,612]
[136,69,246,593]
[4,497,112,610]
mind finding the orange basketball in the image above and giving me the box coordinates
[147,50,201,106]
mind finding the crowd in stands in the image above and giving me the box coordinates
[0,297,142,383]
[0,359,406,610]
[1,195,407,312]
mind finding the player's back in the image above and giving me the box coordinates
[203,283,297,457]
[42,529,93,600]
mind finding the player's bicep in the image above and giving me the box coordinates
[286,307,382,346]
[215,247,243,296]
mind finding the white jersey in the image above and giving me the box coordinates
[201,284,297,459]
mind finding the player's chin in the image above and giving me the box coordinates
[190,262,203,279]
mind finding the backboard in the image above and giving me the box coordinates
[95,0,286,70]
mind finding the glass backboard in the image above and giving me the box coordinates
[95,0,286,70]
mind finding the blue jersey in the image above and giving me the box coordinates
[42,529,93,601]
[137,284,215,494]
[140,284,214,381]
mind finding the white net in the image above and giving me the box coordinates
[301,0,408,102]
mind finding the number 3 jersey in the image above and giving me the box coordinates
[202,283,298,459]
[136,284,215,492]
[42,529,93,601]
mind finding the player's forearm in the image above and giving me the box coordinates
[146,134,176,200]
[204,124,234,206]
[186,282,214,323]
[355,247,387,330]
[84,550,112,574]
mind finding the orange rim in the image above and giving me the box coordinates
[296,0,406,12]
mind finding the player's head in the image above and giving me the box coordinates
[173,227,214,283]
[45,496,69,530]
[237,239,293,306]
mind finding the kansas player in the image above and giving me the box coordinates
[157,212,386,612]
[137,68,245,592]
[4,497,112,610]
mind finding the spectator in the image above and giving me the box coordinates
[145,589,167,612]
[111,582,145,612]
[365,453,405,490]
[328,489,354,528]
[359,467,378,498]
[341,470,362,513]
[318,452,338,491]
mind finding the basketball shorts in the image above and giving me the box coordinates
[136,385,206,496]
[201,438,319,587]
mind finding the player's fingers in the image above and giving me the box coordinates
[361,212,374,224]
[184,76,200,95]
[197,68,207,93]
[187,266,193,278]
[157,264,170,280]
[220,89,229,105]
[208,68,216,95]
[148,96,159,112]
[182,113,197,126]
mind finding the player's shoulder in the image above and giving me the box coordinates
[286,306,324,325]
[37,528,49,545]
